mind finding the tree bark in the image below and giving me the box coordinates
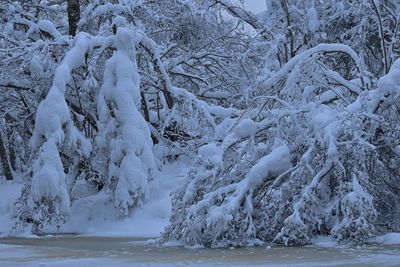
[5,113,16,170]
[0,130,13,181]
[370,0,388,74]
[67,0,80,36]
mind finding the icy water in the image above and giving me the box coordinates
[1,237,400,267]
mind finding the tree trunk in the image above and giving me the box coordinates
[5,113,16,170]
[0,130,13,181]
[67,0,80,36]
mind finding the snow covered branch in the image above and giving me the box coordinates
[96,26,157,216]
[162,56,400,247]
[18,33,105,232]
[262,43,363,90]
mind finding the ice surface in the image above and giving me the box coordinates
[1,237,400,267]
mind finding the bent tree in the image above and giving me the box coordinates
[3,0,399,244]
[15,24,158,232]
[162,46,400,246]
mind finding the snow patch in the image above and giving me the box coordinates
[234,118,256,138]
[375,233,400,245]
[0,182,23,235]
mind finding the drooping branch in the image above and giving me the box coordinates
[212,0,273,39]
[214,0,262,29]
[96,27,157,216]
[261,43,363,90]
[24,32,106,231]
[138,32,175,109]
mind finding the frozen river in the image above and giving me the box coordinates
[1,236,400,266]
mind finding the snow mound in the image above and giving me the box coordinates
[375,233,400,245]
[0,182,23,236]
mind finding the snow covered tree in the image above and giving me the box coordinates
[75,0,246,158]
[13,31,98,233]
[9,0,229,230]
[162,44,400,246]
[0,1,68,180]
[95,22,157,216]
[2,0,399,244]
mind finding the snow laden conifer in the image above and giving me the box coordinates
[162,46,400,247]
[95,24,157,217]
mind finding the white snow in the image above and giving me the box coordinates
[309,235,339,248]
[96,27,157,216]
[26,33,106,226]
[0,160,187,238]
[29,55,44,76]
[377,58,400,95]
[60,160,187,237]
[0,182,23,236]
[243,142,291,188]
[375,233,400,245]
[198,143,224,169]
[306,7,319,33]
[262,43,362,89]
[37,20,61,38]
[347,58,400,114]
[234,118,256,138]
[2,0,400,261]
[31,141,70,212]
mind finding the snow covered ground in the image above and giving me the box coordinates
[61,160,187,237]
[2,162,400,267]
[0,182,22,236]
[0,160,187,237]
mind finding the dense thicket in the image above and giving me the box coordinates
[0,0,399,245]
